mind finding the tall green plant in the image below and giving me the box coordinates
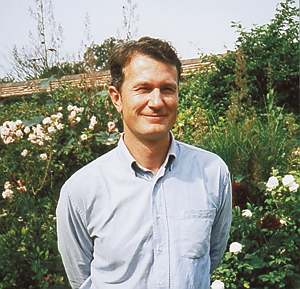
[232,0,299,112]
[0,86,121,288]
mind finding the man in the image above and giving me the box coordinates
[57,36,232,289]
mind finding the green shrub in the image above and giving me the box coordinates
[212,162,300,289]
[179,0,299,116]
[0,86,121,288]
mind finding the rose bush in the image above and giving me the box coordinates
[211,155,300,288]
[1,84,299,289]
[0,86,122,288]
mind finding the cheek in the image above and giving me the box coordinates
[167,97,178,112]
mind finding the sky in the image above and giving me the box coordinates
[0,0,293,78]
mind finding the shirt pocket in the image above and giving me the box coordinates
[180,209,216,259]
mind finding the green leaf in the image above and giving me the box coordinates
[38,75,57,88]
[95,132,109,144]
[92,90,109,98]
[22,115,45,127]
[46,100,56,106]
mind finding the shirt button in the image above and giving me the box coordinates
[159,280,164,285]
[158,246,163,252]
[156,213,161,218]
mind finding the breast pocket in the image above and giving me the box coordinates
[180,209,216,259]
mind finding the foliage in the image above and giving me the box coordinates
[0,0,299,287]
[232,0,299,111]
[212,164,300,289]
[175,53,299,204]
[83,37,123,72]
[179,0,299,115]
[0,86,122,288]
[9,0,63,81]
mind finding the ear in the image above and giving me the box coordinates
[109,86,123,113]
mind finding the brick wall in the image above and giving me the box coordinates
[0,58,208,98]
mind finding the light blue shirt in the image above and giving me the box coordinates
[57,133,232,289]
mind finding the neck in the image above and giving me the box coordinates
[123,132,171,175]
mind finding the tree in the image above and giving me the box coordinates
[83,37,123,72]
[180,0,299,115]
[232,0,299,111]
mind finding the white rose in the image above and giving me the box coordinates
[40,153,47,160]
[21,149,28,157]
[229,242,242,255]
[51,112,63,120]
[17,186,27,192]
[280,219,287,226]
[3,136,14,144]
[28,134,37,142]
[48,126,56,134]
[90,116,97,126]
[107,121,115,132]
[15,120,23,126]
[0,126,10,136]
[67,105,74,111]
[69,110,76,120]
[8,121,17,132]
[55,123,64,130]
[282,175,295,187]
[289,182,299,193]
[81,134,88,141]
[15,129,23,138]
[4,181,11,190]
[242,209,252,218]
[211,280,225,289]
[2,189,14,200]
[77,107,84,113]
[266,176,279,191]
[24,126,31,134]
[42,117,52,125]
[35,124,45,138]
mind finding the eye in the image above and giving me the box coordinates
[161,86,177,93]
[136,87,151,93]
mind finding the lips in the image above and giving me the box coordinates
[144,114,166,117]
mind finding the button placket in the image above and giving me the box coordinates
[152,179,170,288]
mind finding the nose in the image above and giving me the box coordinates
[148,88,164,110]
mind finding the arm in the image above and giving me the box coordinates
[210,172,232,275]
[56,183,93,289]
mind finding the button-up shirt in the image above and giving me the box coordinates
[56,133,232,289]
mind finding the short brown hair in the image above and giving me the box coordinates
[109,36,182,91]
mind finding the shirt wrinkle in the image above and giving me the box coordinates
[68,189,86,225]
[57,131,232,289]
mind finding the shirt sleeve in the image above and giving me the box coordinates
[56,183,93,289]
[209,171,232,275]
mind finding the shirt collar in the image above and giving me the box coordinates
[117,132,177,177]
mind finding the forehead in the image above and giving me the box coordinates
[123,53,178,84]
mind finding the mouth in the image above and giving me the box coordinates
[141,114,167,124]
[143,114,166,119]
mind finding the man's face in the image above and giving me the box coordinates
[110,53,179,143]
